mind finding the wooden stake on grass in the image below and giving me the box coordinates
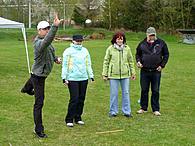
[96,129,124,134]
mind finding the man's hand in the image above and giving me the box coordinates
[55,57,62,64]
[156,66,162,72]
[53,14,63,26]
[137,61,143,68]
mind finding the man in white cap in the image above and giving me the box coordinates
[21,15,62,138]
[136,27,169,116]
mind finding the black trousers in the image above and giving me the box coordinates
[65,80,88,123]
[22,74,46,133]
[140,70,161,112]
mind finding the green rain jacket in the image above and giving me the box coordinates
[102,45,136,79]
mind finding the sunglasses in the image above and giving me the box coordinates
[42,26,50,30]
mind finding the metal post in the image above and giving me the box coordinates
[28,0,31,28]
[60,0,66,30]
[109,0,111,30]
[63,2,66,30]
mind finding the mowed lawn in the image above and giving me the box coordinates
[0,29,194,146]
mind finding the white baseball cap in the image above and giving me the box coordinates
[37,21,50,30]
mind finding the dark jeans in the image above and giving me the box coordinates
[22,74,46,133]
[140,70,161,112]
[65,80,88,123]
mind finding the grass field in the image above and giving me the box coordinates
[0,28,195,146]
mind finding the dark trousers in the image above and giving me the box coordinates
[65,80,88,123]
[22,74,46,133]
[140,70,161,112]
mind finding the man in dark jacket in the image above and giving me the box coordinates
[21,15,62,138]
[136,27,169,116]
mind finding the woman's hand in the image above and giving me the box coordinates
[63,79,69,86]
[103,76,108,81]
[131,75,136,80]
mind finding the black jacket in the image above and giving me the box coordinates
[136,38,169,70]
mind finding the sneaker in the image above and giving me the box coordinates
[137,109,147,114]
[66,123,74,127]
[76,121,85,125]
[21,88,34,96]
[124,114,133,118]
[34,132,48,138]
[153,111,161,116]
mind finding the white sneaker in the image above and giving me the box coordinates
[137,109,147,114]
[66,123,74,127]
[76,121,85,125]
[153,111,161,116]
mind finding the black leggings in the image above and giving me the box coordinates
[65,80,88,123]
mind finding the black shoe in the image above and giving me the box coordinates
[109,114,117,117]
[21,88,34,95]
[124,114,133,118]
[34,132,48,138]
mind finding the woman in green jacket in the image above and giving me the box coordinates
[102,32,136,117]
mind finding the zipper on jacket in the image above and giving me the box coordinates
[119,50,122,79]
[111,64,113,76]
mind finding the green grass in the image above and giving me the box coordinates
[0,28,195,146]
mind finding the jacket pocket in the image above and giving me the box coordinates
[121,63,129,75]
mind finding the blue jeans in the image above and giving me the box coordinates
[109,78,131,115]
[140,70,161,112]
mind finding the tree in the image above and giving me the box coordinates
[1,0,195,31]
[72,0,102,26]
[124,0,146,31]
[103,0,123,30]
[103,0,146,31]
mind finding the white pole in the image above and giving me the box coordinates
[28,0,31,28]
[22,27,31,73]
